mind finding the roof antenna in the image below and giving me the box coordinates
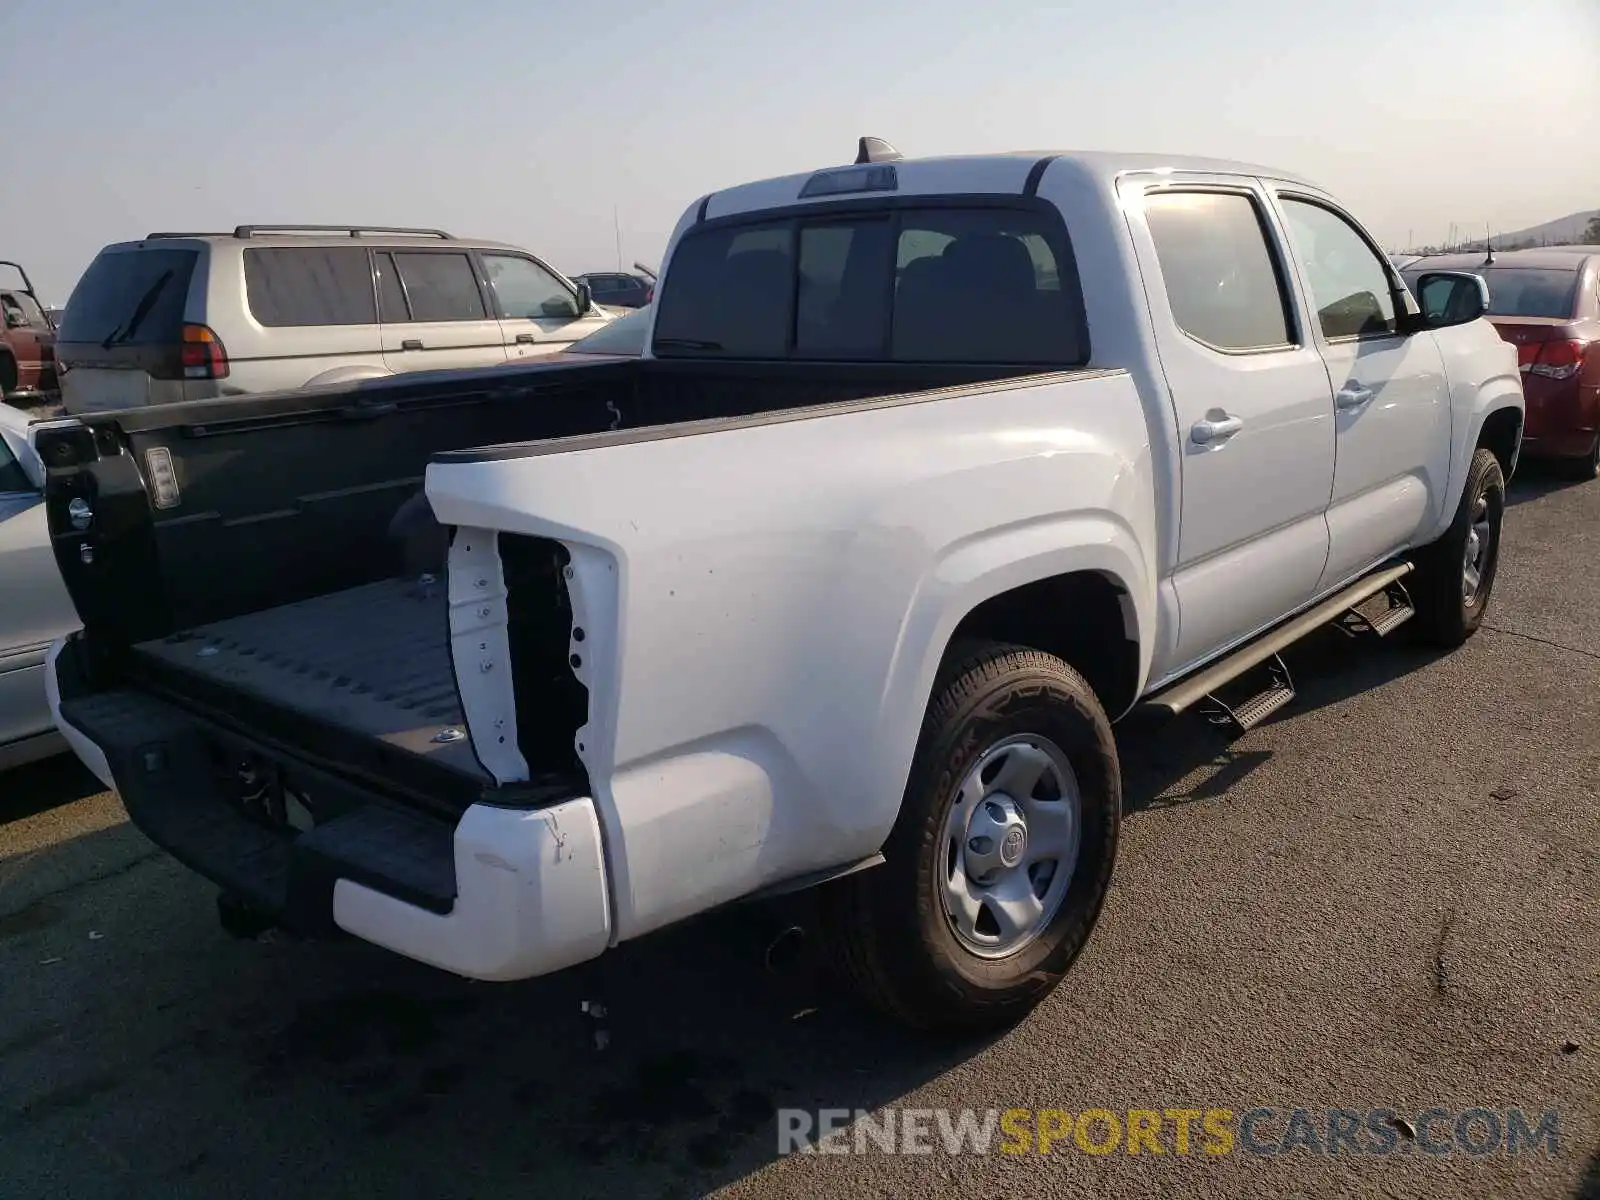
[855,136,903,165]
[1483,223,1495,266]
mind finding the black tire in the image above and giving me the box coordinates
[1560,434,1600,482]
[0,354,15,398]
[818,641,1121,1033]
[1410,447,1505,648]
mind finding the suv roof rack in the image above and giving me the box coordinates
[145,231,234,239]
[230,224,455,239]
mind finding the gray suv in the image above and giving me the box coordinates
[55,225,615,414]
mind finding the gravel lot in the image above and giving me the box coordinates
[2,465,1596,1200]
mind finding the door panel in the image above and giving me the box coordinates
[1275,194,1452,588]
[0,481,80,746]
[482,253,607,359]
[378,250,508,374]
[1125,180,1336,677]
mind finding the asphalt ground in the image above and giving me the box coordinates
[1,463,1595,1200]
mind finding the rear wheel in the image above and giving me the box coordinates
[819,642,1121,1033]
[0,353,16,398]
[1410,447,1505,647]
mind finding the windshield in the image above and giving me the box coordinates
[565,305,649,356]
[57,247,198,345]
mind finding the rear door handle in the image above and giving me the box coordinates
[515,333,538,345]
[1336,383,1375,409]
[1190,414,1244,445]
[400,338,424,351]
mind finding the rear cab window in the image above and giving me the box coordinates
[57,247,198,347]
[652,203,1087,364]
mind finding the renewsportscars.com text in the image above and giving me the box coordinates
[778,1106,1562,1158]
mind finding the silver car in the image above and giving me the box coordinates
[0,403,77,769]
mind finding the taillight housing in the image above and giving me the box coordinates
[1526,339,1586,381]
[180,322,229,380]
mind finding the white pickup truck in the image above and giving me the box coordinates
[39,141,1523,1032]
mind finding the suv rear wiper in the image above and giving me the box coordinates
[652,337,724,351]
[101,269,175,349]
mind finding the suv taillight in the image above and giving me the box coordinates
[180,323,229,380]
[1526,339,1586,381]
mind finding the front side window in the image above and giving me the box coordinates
[392,252,487,322]
[244,247,377,328]
[1280,198,1398,339]
[1143,190,1294,352]
[9,291,48,329]
[654,206,1084,364]
[483,254,576,319]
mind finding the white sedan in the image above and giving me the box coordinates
[0,402,78,770]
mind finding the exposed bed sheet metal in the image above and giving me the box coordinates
[133,576,488,781]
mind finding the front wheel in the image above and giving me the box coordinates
[1410,447,1505,648]
[819,642,1121,1033]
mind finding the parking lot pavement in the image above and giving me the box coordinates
[2,467,1597,1200]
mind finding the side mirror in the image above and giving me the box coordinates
[1412,271,1491,329]
[574,282,593,314]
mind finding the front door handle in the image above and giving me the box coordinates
[515,333,538,345]
[1336,383,1375,409]
[1190,413,1244,445]
[400,338,424,351]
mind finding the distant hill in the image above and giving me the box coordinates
[1404,208,1597,255]
[1494,209,1598,248]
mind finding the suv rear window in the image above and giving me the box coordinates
[653,206,1086,364]
[57,248,198,346]
[244,247,378,327]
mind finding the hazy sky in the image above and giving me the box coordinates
[3,0,1596,303]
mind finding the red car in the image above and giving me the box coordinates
[1405,248,1600,477]
[0,260,58,401]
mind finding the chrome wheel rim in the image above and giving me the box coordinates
[1462,493,1492,604]
[941,734,1081,959]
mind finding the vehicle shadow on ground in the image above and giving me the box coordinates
[1119,617,1450,816]
[1505,458,1591,508]
[0,752,103,823]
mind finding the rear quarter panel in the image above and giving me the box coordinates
[425,371,1157,941]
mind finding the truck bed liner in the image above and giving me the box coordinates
[131,576,487,782]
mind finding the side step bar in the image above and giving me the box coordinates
[1147,562,1414,720]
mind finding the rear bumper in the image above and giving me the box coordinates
[1521,377,1597,457]
[47,638,612,982]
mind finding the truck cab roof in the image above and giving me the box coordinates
[700,149,1324,221]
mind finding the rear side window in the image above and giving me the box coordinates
[1143,191,1294,352]
[57,248,198,346]
[244,247,377,327]
[654,206,1084,363]
[392,252,487,322]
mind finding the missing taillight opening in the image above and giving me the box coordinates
[180,322,230,380]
